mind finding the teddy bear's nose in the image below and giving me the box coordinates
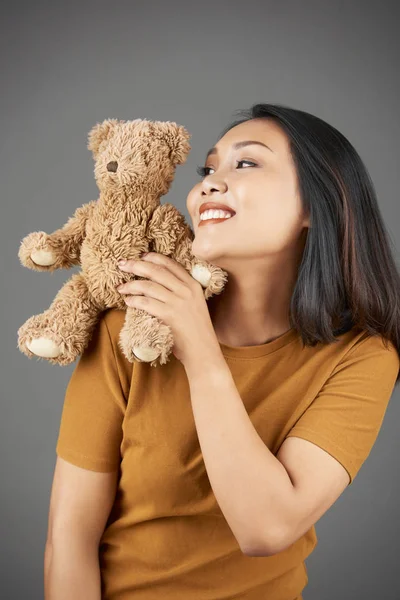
[107,161,118,172]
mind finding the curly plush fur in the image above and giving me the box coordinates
[17,118,229,367]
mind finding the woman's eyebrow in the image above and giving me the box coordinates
[205,140,275,160]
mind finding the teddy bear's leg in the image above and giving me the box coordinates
[17,272,103,366]
[118,305,175,367]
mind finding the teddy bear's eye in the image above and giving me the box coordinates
[107,161,118,172]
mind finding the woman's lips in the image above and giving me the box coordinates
[198,216,235,227]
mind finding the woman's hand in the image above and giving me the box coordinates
[116,252,222,367]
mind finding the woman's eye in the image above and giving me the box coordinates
[196,160,257,178]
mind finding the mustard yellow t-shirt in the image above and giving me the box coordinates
[55,308,399,600]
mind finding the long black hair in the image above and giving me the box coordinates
[219,103,400,383]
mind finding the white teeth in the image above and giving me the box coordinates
[200,209,235,221]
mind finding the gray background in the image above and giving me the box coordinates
[2,1,399,598]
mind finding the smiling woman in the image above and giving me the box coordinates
[52,103,400,600]
[186,103,400,362]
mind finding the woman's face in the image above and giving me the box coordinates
[186,118,309,269]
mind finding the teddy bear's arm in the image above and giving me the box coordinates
[147,203,195,255]
[52,200,97,259]
[19,200,97,271]
[147,203,229,302]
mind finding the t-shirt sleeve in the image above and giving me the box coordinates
[285,334,399,485]
[55,312,127,472]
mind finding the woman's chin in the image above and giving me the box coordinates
[191,241,222,264]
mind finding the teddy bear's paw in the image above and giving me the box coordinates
[30,248,57,266]
[132,345,161,363]
[190,263,229,298]
[17,316,80,365]
[18,318,64,360]
[18,231,59,271]
[119,324,161,364]
[190,264,212,288]
[26,337,63,358]
[119,319,174,366]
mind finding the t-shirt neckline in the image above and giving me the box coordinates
[218,327,299,358]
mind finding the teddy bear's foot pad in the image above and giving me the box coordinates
[26,337,63,358]
[132,346,161,362]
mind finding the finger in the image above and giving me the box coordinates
[139,252,193,285]
[119,278,173,304]
[119,258,187,296]
[124,293,168,321]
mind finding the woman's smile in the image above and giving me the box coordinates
[198,215,236,227]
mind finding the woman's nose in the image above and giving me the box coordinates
[202,181,227,194]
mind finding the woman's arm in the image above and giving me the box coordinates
[44,539,101,600]
[44,456,119,599]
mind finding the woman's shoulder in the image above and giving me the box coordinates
[102,307,127,335]
[101,308,134,394]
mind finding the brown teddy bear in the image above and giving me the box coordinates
[17,118,228,367]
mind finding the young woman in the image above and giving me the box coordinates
[45,103,400,600]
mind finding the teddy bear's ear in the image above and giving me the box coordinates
[87,118,123,155]
[154,122,192,165]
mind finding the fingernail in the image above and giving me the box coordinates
[140,252,148,258]
[118,260,127,266]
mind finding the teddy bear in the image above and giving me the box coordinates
[17,118,229,367]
